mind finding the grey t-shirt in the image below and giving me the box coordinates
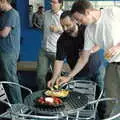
[0,8,20,56]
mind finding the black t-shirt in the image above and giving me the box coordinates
[56,25,104,77]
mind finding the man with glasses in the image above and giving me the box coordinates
[56,0,120,118]
[48,11,106,118]
[37,0,63,90]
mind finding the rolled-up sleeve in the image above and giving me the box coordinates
[84,26,95,51]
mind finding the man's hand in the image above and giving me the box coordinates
[56,76,71,86]
[91,45,100,53]
[49,25,61,33]
[105,44,120,59]
[47,79,55,88]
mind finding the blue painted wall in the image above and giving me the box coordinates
[16,0,47,61]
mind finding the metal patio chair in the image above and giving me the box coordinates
[60,80,98,120]
[0,81,119,120]
[61,80,120,120]
[0,81,33,120]
[88,97,120,120]
[0,81,68,120]
[9,97,120,120]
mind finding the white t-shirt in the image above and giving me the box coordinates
[42,10,63,53]
[84,7,120,62]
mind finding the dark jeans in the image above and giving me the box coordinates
[0,51,22,104]
[37,49,56,90]
[104,63,120,119]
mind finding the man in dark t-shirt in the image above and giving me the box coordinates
[48,11,105,94]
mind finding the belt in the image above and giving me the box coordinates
[111,62,120,65]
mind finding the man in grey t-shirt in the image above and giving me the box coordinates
[0,0,22,104]
[36,0,63,90]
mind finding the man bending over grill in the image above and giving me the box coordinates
[47,10,106,119]
[48,11,105,96]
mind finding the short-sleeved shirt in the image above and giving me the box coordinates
[32,12,44,29]
[84,7,120,63]
[56,25,104,77]
[42,10,63,53]
[0,8,20,56]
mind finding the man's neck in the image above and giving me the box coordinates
[52,9,61,14]
[93,10,101,23]
[4,3,12,11]
[71,24,78,37]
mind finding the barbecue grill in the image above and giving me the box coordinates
[24,90,88,119]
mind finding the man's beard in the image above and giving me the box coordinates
[65,26,75,35]
[65,30,74,35]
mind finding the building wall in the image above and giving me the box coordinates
[16,0,50,61]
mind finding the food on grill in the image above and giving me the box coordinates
[35,96,63,107]
[45,89,69,97]
[50,85,59,90]
[45,97,54,103]
[54,84,59,89]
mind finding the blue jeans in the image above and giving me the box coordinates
[75,64,105,93]
[37,49,56,90]
[0,51,22,104]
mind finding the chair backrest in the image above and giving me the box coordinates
[0,83,11,115]
[61,80,97,120]
[0,81,33,120]
[62,80,96,102]
[0,83,9,102]
[0,82,61,120]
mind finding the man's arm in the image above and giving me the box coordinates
[68,50,90,78]
[56,50,91,85]
[48,60,64,88]
[0,27,11,38]
[49,25,63,34]
[52,60,64,81]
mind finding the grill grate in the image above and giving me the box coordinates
[25,91,88,116]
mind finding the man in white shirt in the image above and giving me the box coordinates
[55,0,120,118]
[36,0,63,90]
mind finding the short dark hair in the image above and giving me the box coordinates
[58,0,63,8]
[38,6,43,9]
[60,10,72,20]
[71,0,93,14]
[58,0,63,4]
[0,0,12,3]
[29,5,33,8]
[7,0,12,3]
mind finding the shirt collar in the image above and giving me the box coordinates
[51,9,63,16]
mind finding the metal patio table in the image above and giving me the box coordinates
[24,90,88,120]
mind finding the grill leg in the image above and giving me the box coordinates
[75,111,80,120]
[66,115,69,120]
